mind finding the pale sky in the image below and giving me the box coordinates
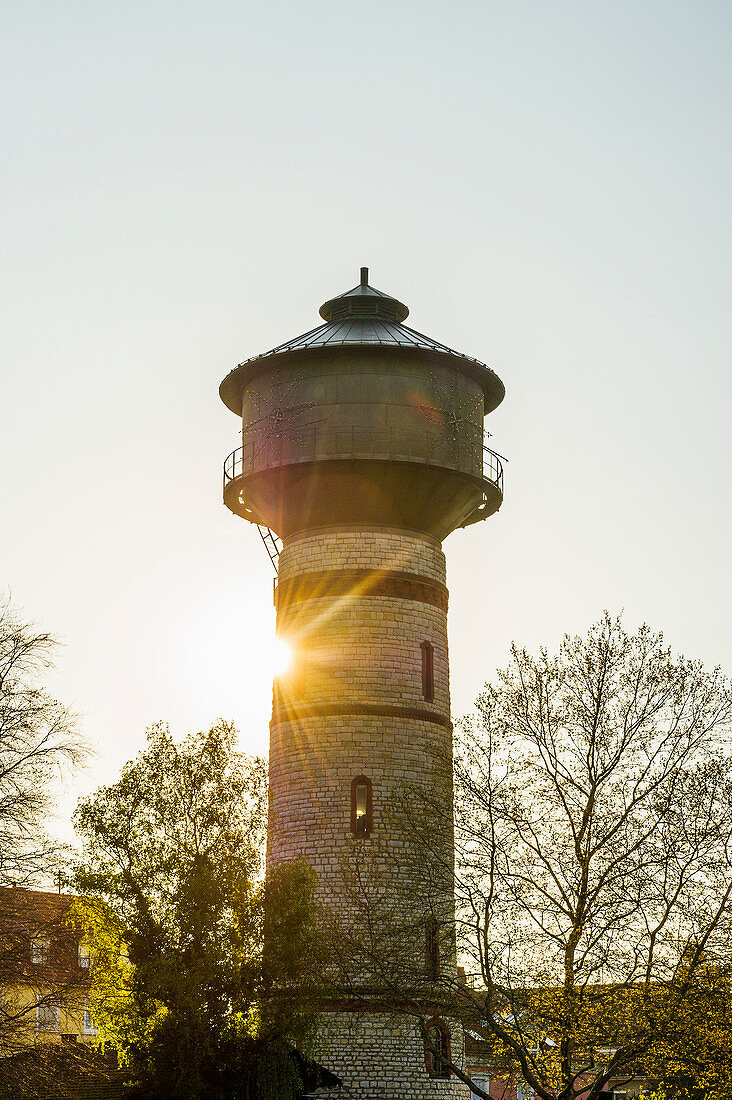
[1,1,731,833]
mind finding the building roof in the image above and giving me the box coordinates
[0,885,75,927]
[319,267,410,323]
[235,268,490,369]
[0,885,89,984]
[220,267,505,414]
[0,1044,126,1097]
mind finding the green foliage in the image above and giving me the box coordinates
[254,1042,303,1100]
[73,721,324,1100]
[647,962,732,1100]
[0,598,85,1054]
[447,614,732,1100]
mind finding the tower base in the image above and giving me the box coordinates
[316,1010,467,1099]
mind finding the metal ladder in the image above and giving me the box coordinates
[257,525,282,573]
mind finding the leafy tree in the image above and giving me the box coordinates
[444,614,732,1100]
[647,959,732,1100]
[0,595,82,885]
[73,721,324,1100]
[341,614,732,1100]
[0,597,84,1054]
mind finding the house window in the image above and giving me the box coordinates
[31,938,50,965]
[83,1005,96,1035]
[78,944,91,970]
[421,641,434,702]
[517,1078,533,1100]
[425,1017,451,1078]
[471,1075,490,1100]
[36,999,60,1032]
[350,775,372,838]
[425,917,440,979]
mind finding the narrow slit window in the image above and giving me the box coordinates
[350,775,372,838]
[426,917,440,979]
[421,641,434,702]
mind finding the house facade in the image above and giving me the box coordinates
[0,886,95,1051]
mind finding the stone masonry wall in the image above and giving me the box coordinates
[268,527,464,1099]
[277,527,446,583]
[318,1011,470,1100]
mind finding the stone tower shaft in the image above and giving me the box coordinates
[271,526,454,907]
[219,270,505,1100]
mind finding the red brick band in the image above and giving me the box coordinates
[276,569,448,612]
[268,987,453,1016]
[271,701,453,730]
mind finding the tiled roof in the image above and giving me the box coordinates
[0,885,76,928]
[0,886,89,983]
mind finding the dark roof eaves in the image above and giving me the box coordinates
[220,339,505,416]
[228,342,494,383]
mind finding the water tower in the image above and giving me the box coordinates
[220,268,505,1099]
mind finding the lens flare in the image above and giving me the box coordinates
[272,636,293,677]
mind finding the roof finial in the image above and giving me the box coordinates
[360,266,368,286]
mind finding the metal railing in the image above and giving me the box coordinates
[224,447,245,485]
[224,429,504,494]
[482,444,505,494]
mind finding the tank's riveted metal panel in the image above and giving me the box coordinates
[239,356,485,482]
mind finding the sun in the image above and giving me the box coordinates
[271,635,293,677]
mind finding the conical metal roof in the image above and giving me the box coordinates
[319,266,409,323]
[220,268,505,413]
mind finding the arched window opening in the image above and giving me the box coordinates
[421,641,434,702]
[424,1017,451,1079]
[425,917,440,979]
[350,775,372,838]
